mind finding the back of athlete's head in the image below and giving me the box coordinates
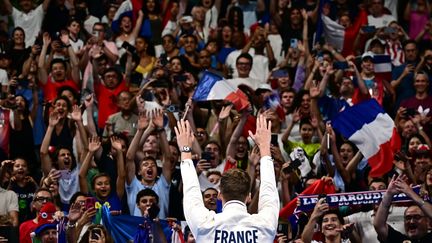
[220,169,251,203]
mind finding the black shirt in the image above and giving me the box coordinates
[385,225,432,243]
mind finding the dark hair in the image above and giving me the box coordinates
[53,95,72,111]
[299,118,312,129]
[103,67,122,81]
[368,177,388,187]
[227,7,244,31]
[93,22,105,31]
[67,18,81,27]
[15,95,30,116]
[318,210,344,227]
[70,191,88,204]
[142,0,161,17]
[220,169,251,202]
[57,86,79,104]
[403,39,417,50]
[236,53,253,66]
[292,89,310,112]
[11,27,25,46]
[183,33,198,44]
[204,140,221,152]
[52,146,77,170]
[136,188,159,204]
[168,141,180,155]
[34,188,53,200]
[50,58,67,71]
[136,35,156,56]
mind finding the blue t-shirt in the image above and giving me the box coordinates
[126,176,170,219]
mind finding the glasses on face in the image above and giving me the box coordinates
[93,29,104,32]
[35,197,53,203]
[405,214,424,221]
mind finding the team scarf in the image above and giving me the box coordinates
[297,185,422,212]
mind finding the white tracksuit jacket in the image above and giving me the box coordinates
[180,156,279,243]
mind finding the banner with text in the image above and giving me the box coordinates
[298,186,422,211]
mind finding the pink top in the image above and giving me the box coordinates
[409,11,430,40]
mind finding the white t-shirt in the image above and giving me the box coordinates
[368,14,396,29]
[12,5,44,47]
[346,206,406,243]
[0,69,8,85]
[225,49,269,83]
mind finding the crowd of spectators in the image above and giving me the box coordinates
[0,0,432,242]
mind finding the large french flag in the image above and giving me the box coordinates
[192,71,249,111]
[112,0,143,34]
[320,9,367,56]
[331,99,401,177]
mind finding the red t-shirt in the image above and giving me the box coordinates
[41,76,80,102]
[95,81,128,129]
[19,219,37,243]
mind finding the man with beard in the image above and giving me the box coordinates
[344,178,406,243]
[374,175,432,243]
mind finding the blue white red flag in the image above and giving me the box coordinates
[192,71,249,111]
[331,99,401,177]
[263,92,285,120]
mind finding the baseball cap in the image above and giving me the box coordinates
[255,83,272,95]
[361,51,374,61]
[181,16,193,24]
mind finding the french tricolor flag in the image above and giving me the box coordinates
[320,9,367,56]
[331,99,401,177]
[192,71,249,111]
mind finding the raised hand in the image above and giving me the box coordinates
[311,198,329,219]
[110,136,123,151]
[84,94,94,108]
[219,104,233,120]
[68,202,83,223]
[42,32,51,47]
[137,111,150,130]
[292,108,301,124]
[309,82,321,99]
[386,174,402,196]
[49,111,61,127]
[152,109,164,128]
[77,207,97,226]
[174,119,195,149]
[71,105,82,122]
[88,136,101,153]
[248,114,271,157]
[60,31,70,46]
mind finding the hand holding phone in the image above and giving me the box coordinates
[85,197,96,210]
